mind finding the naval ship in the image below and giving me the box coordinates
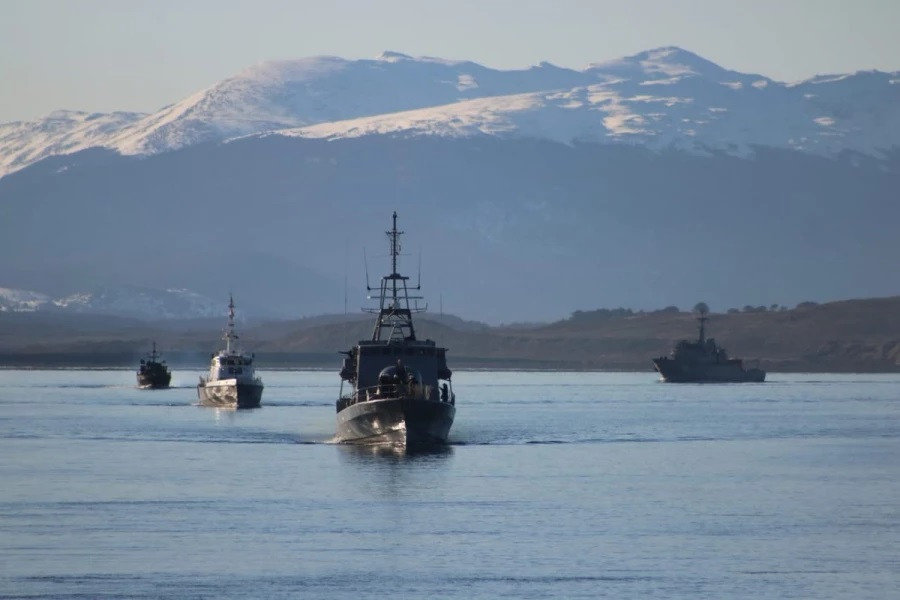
[197,295,264,408]
[652,308,766,383]
[136,341,171,388]
[336,212,456,445]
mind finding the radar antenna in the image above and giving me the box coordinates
[364,212,426,342]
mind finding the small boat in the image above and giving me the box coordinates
[197,295,263,408]
[652,307,766,383]
[137,341,171,388]
[335,212,456,445]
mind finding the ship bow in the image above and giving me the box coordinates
[337,397,454,445]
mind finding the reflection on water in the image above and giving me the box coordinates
[336,441,455,462]
[335,442,455,501]
[212,406,237,424]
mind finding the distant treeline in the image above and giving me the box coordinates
[568,301,821,322]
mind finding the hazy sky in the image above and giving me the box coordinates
[1,0,898,123]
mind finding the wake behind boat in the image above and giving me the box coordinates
[336,212,456,446]
[197,295,264,408]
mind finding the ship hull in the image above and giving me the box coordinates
[197,380,263,408]
[137,372,171,389]
[653,358,766,383]
[336,396,455,445]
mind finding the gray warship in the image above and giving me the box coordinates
[336,212,456,445]
[136,341,171,389]
[652,308,765,383]
[197,295,264,408]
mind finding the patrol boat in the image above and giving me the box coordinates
[652,307,766,383]
[197,295,264,408]
[336,212,456,445]
[136,341,171,388]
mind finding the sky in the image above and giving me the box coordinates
[1,0,899,123]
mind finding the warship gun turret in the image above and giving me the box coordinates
[336,212,456,445]
[652,307,765,383]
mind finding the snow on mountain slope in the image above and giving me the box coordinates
[0,110,144,178]
[273,58,900,157]
[0,52,592,176]
[1,47,898,179]
[53,287,224,319]
[0,287,51,312]
[587,46,757,81]
[0,285,222,319]
[105,51,594,156]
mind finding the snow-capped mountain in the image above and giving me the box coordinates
[0,287,51,312]
[276,48,900,157]
[104,51,591,156]
[2,47,898,179]
[0,49,594,176]
[0,110,145,178]
[0,286,223,319]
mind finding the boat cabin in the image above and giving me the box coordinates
[208,351,256,382]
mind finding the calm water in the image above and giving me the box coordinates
[1,369,899,599]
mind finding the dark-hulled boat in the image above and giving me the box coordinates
[652,308,765,383]
[137,341,171,388]
[336,212,456,445]
[197,295,264,408]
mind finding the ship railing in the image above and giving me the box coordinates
[339,382,448,408]
[198,375,262,385]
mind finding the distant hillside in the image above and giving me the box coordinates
[2,297,899,372]
[499,298,900,371]
[2,46,899,323]
[3,136,899,323]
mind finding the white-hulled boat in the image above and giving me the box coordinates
[197,295,263,408]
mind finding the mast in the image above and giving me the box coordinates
[366,212,424,342]
[391,211,399,284]
[224,294,238,353]
[697,312,708,344]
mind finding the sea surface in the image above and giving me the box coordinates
[1,369,898,599]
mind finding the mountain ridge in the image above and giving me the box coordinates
[2,46,898,178]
